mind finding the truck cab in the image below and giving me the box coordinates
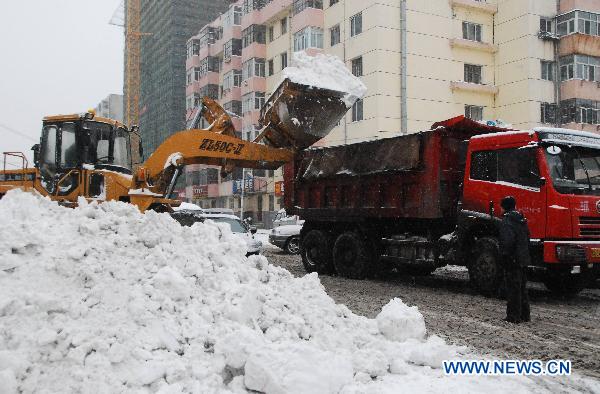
[461,128,600,294]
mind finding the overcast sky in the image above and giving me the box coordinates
[0,0,123,165]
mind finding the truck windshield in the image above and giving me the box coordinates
[545,145,600,195]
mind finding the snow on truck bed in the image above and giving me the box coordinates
[0,190,598,393]
[282,52,367,107]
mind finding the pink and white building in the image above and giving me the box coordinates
[184,0,326,226]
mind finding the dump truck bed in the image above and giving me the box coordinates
[284,117,510,223]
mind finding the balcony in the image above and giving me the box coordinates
[561,79,600,101]
[450,38,498,53]
[291,6,324,33]
[559,33,600,57]
[449,0,497,15]
[559,0,600,14]
[451,81,499,94]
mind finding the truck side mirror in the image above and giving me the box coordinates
[31,144,40,167]
[536,177,546,188]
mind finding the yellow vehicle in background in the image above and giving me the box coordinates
[0,80,349,212]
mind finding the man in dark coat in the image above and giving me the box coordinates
[499,196,531,323]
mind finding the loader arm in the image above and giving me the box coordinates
[141,128,294,196]
[135,79,355,199]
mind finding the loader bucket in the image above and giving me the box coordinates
[258,79,350,150]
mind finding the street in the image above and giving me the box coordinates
[262,246,600,379]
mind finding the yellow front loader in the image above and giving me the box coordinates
[0,80,350,212]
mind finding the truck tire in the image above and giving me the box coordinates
[543,273,585,297]
[301,230,333,273]
[468,237,503,297]
[284,236,301,254]
[333,232,371,279]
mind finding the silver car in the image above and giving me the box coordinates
[269,224,302,254]
[171,211,262,256]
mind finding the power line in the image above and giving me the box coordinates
[0,122,37,142]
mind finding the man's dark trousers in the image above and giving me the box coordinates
[505,264,530,322]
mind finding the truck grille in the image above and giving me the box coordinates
[579,217,600,237]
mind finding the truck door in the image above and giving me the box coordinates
[464,147,546,237]
[492,147,546,238]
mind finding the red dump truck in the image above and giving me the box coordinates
[284,116,600,296]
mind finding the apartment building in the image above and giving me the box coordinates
[94,94,124,123]
[184,0,600,225]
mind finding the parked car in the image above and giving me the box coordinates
[273,209,302,227]
[269,224,303,254]
[203,208,235,215]
[171,211,262,256]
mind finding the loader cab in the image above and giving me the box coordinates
[38,113,134,195]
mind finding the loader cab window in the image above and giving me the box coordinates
[60,123,77,168]
[82,121,132,173]
[40,125,58,180]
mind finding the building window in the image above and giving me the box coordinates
[242,92,266,114]
[330,24,340,46]
[465,105,483,121]
[351,57,363,77]
[293,27,324,51]
[242,58,266,80]
[223,39,242,61]
[281,52,288,69]
[223,5,242,29]
[243,0,266,14]
[350,12,362,37]
[223,70,242,92]
[186,94,202,110]
[557,10,600,37]
[540,102,558,124]
[540,17,553,34]
[199,84,219,100]
[292,0,323,15]
[462,22,482,42]
[268,59,274,76]
[560,55,599,82]
[464,64,482,84]
[242,24,267,48]
[268,25,274,42]
[541,61,555,81]
[281,17,288,34]
[223,100,242,117]
[330,0,339,5]
[352,99,363,122]
[560,99,600,124]
[186,39,200,59]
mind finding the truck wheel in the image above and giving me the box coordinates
[543,273,585,297]
[301,230,333,273]
[333,232,371,279]
[468,237,502,297]
[284,236,301,254]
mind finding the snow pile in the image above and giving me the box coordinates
[283,52,367,107]
[1,190,597,393]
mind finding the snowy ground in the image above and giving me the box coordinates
[1,191,598,393]
[264,248,600,381]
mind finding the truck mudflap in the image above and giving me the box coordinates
[542,240,600,265]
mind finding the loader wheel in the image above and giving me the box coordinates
[301,230,333,274]
[543,273,586,297]
[333,232,371,279]
[468,237,503,297]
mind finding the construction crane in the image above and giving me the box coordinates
[110,0,148,128]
